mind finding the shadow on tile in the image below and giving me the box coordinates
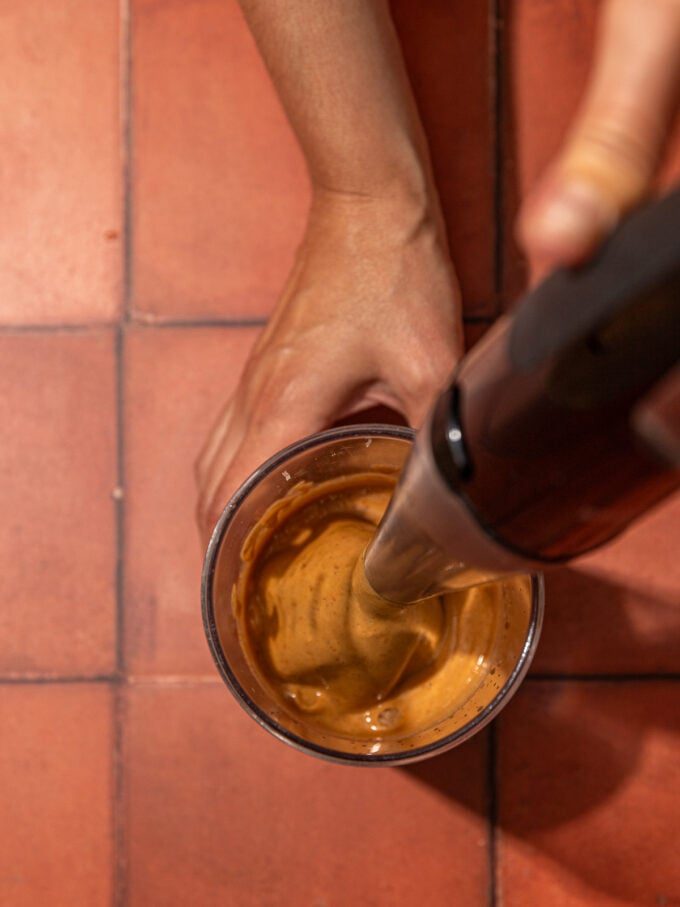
[535,566,680,674]
[403,736,491,820]
[403,569,680,904]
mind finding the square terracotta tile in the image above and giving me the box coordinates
[123,682,489,906]
[131,0,309,321]
[532,495,680,675]
[0,0,121,325]
[498,681,680,906]
[124,326,259,675]
[0,683,113,906]
[392,1,496,315]
[0,331,117,676]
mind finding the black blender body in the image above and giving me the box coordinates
[364,186,680,603]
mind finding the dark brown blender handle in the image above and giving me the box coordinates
[364,187,680,604]
[431,184,680,561]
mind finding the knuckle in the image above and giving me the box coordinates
[195,500,208,535]
[243,346,295,406]
[246,363,309,433]
[203,500,225,536]
[400,356,452,404]
[564,112,657,206]
[579,118,653,173]
[196,490,211,526]
[204,513,221,537]
[193,453,207,485]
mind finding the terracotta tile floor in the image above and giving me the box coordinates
[0,685,114,907]
[0,0,121,325]
[123,683,488,906]
[2,1,679,905]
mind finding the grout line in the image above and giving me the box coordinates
[0,318,267,334]
[114,0,130,873]
[0,316,262,333]
[527,673,680,683]
[114,325,126,677]
[128,316,268,329]
[486,722,499,907]
[490,0,505,316]
[121,0,133,322]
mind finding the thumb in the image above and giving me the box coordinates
[519,0,680,273]
[198,404,327,545]
[198,364,368,542]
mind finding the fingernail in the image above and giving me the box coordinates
[536,181,618,249]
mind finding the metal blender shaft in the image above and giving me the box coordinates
[362,419,534,604]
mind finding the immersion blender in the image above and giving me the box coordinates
[363,186,680,604]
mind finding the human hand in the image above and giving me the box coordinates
[519,0,680,277]
[195,191,462,541]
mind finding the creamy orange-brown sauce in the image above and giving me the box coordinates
[233,472,511,740]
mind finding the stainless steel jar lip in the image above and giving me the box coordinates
[201,424,545,767]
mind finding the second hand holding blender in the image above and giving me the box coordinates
[362,186,680,604]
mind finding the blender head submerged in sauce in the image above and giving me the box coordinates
[233,471,529,741]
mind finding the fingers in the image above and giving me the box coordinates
[194,400,248,542]
[194,331,273,500]
[197,413,316,545]
[194,198,465,543]
[519,0,680,274]
[397,363,456,428]
[391,328,463,428]
[195,348,461,544]
[194,398,235,489]
[195,355,371,544]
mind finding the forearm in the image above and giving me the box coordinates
[237,0,435,205]
[198,2,462,531]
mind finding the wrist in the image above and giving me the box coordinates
[310,173,447,250]
[309,131,444,216]
[313,153,437,203]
